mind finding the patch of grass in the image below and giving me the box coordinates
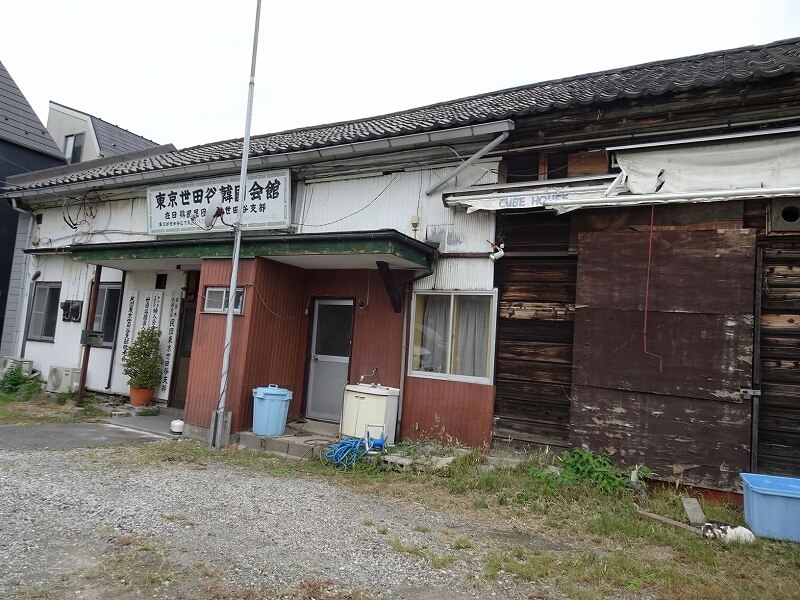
[361,518,374,526]
[377,526,389,535]
[412,524,429,533]
[161,513,196,527]
[472,497,489,509]
[452,536,473,550]
[389,537,454,569]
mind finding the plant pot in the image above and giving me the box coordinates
[129,387,154,407]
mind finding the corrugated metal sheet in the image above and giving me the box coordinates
[297,162,497,243]
[185,259,409,432]
[414,258,494,291]
[0,214,32,357]
[401,376,495,446]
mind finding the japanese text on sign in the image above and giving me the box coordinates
[147,170,290,234]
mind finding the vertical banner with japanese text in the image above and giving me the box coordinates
[120,292,138,364]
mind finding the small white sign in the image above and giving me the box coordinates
[147,170,291,234]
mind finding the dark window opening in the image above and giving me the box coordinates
[64,133,85,164]
[155,274,168,289]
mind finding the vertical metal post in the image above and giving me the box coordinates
[212,0,262,449]
[76,264,102,406]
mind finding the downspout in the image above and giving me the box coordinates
[427,132,511,204]
[105,271,127,390]
[10,198,34,358]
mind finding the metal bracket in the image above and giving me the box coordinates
[740,388,761,401]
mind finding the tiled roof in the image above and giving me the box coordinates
[90,114,159,156]
[0,61,64,159]
[6,37,800,193]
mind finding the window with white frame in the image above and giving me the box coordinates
[409,290,496,382]
[27,282,61,342]
[92,284,122,346]
[203,287,244,314]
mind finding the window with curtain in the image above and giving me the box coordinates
[410,291,495,382]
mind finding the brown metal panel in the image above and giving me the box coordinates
[184,259,257,430]
[569,385,750,491]
[576,229,756,314]
[573,309,754,402]
[401,376,495,447]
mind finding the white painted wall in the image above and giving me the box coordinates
[297,161,498,252]
[46,103,100,162]
[33,197,152,249]
[17,251,183,400]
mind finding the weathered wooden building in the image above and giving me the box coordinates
[3,37,800,491]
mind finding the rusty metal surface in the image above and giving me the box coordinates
[401,376,495,447]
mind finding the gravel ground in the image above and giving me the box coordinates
[0,445,552,599]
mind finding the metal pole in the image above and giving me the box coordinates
[212,0,262,449]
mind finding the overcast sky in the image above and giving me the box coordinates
[1,0,798,150]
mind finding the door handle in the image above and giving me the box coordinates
[312,354,319,361]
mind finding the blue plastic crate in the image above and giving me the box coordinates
[740,472,800,543]
[252,384,292,436]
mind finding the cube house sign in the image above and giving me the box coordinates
[147,169,290,234]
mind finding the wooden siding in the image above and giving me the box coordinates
[570,225,756,490]
[757,224,800,476]
[493,212,575,448]
[570,386,751,490]
[401,376,495,447]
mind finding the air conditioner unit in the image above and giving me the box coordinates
[46,366,81,393]
[1,356,33,376]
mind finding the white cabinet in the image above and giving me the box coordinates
[340,384,399,445]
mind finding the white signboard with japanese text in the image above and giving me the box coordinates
[147,169,291,234]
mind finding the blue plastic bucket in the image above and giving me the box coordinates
[740,472,800,543]
[252,384,292,436]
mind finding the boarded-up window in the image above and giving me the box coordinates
[570,228,756,490]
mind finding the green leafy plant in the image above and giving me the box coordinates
[0,366,29,394]
[556,447,627,493]
[122,327,164,389]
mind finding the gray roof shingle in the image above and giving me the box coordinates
[0,61,65,159]
[6,37,800,192]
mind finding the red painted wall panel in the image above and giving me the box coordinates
[184,259,256,429]
[185,260,411,433]
[401,376,495,447]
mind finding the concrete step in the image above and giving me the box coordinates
[238,430,334,460]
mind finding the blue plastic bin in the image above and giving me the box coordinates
[740,472,800,543]
[252,384,292,436]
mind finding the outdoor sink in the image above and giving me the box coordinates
[345,383,399,396]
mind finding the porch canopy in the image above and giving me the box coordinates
[63,228,437,272]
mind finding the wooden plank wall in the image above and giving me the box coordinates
[570,207,756,490]
[493,212,575,448]
[759,238,800,474]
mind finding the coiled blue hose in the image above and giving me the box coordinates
[325,435,384,467]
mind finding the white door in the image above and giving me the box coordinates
[306,299,354,421]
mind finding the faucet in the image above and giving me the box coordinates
[359,367,379,384]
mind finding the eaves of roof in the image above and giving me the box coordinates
[3,36,800,197]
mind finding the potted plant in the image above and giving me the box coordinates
[123,326,164,407]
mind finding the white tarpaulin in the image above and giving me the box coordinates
[617,135,800,195]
